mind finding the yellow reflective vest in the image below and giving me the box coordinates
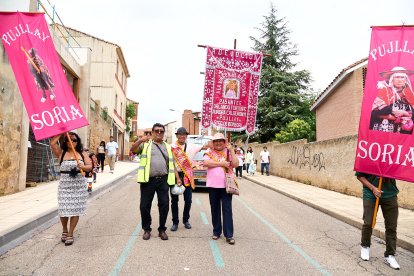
[137,141,175,185]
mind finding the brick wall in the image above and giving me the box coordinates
[316,67,364,141]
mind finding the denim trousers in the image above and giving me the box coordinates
[208,187,233,238]
[170,177,192,225]
[361,196,398,256]
[261,163,269,175]
[140,176,169,232]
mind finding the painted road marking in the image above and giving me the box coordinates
[200,212,209,225]
[110,223,142,276]
[209,240,225,268]
[236,197,331,276]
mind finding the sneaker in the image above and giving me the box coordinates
[360,246,370,261]
[142,230,151,240]
[50,94,55,100]
[170,224,178,231]
[158,231,168,240]
[385,255,400,270]
[40,97,46,103]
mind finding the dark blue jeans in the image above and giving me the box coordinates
[208,187,233,238]
[140,175,169,232]
[170,184,192,225]
[261,163,269,175]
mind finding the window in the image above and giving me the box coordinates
[116,60,119,76]
[115,94,118,113]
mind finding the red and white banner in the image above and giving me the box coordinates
[201,46,262,133]
[354,26,414,182]
[0,12,88,141]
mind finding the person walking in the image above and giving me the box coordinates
[170,127,205,231]
[203,133,238,245]
[50,132,92,246]
[356,172,400,270]
[130,123,180,241]
[245,147,254,172]
[96,141,106,172]
[235,148,244,179]
[106,136,118,173]
[260,146,270,176]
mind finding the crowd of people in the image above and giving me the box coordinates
[47,127,401,270]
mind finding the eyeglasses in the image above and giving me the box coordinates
[153,130,165,134]
[66,139,78,143]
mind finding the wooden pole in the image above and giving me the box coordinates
[65,132,84,175]
[371,177,383,229]
[21,47,40,74]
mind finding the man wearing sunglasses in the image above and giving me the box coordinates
[131,123,180,241]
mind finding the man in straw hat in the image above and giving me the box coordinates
[370,66,414,134]
[169,127,207,232]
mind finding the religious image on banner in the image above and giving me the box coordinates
[25,47,56,103]
[0,12,89,141]
[201,46,263,133]
[354,26,414,183]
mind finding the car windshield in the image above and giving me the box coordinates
[187,136,212,161]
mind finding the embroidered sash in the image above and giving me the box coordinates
[205,149,234,175]
[171,143,194,189]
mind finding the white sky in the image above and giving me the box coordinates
[2,0,413,129]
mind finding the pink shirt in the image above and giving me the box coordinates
[203,153,227,188]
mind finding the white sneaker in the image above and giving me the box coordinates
[360,246,370,261]
[385,255,400,270]
[40,97,46,103]
[50,94,55,100]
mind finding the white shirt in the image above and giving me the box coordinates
[260,150,270,163]
[106,141,118,156]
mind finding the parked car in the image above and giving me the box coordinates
[187,135,213,189]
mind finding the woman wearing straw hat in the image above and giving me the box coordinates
[370,66,414,134]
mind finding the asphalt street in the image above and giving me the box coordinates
[0,172,413,275]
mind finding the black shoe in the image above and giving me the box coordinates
[142,230,151,240]
[170,224,178,231]
[159,231,168,240]
[184,222,192,229]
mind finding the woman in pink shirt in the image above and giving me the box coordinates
[203,133,238,244]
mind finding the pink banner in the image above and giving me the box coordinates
[0,12,88,141]
[201,46,262,133]
[354,26,414,182]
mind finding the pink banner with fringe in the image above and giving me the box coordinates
[0,12,88,141]
[201,46,262,134]
[354,25,414,182]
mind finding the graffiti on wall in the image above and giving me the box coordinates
[287,145,326,171]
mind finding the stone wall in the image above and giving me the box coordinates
[87,100,112,156]
[249,135,414,210]
[0,45,25,195]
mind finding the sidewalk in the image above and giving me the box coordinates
[0,161,138,255]
[244,174,414,253]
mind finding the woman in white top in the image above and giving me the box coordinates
[96,141,106,172]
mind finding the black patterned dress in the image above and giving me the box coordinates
[58,160,88,217]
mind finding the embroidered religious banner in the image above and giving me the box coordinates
[354,25,414,182]
[0,12,88,141]
[201,46,262,133]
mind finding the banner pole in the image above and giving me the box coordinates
[65,132,84,175]
[371,176,383,229]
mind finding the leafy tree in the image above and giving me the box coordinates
[125,103,136,134]
[275,119,311,143]
[250,4,313,143]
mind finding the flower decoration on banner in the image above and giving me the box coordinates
[201,46,263,134]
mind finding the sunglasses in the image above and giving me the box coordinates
[153,129,165,134]
[66,139,78,143]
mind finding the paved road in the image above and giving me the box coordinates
[1,172,413,275]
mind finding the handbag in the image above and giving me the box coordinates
[225,149,239,195]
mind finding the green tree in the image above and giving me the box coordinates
[275,119,311,143]
[125,103,136,134]
[250,4,313,143]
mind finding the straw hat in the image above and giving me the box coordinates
[212,133,226,141]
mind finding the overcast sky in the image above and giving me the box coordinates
[2,0,413,129]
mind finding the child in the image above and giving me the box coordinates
[87,152,99,194]
[248,159,257,176]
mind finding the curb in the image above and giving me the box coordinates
[246,176,414,253]
[0,168,137,255]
